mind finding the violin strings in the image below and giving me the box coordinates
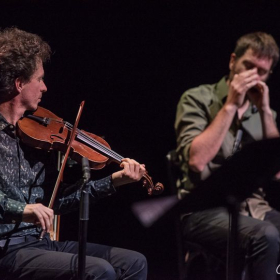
[33,116,124,162]
[66,123,122,161]
[77,132,123,162]
[77,131,123,161]
[64,122,124,162]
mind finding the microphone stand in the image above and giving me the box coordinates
[226,129,243,280]
[78,158,91,280]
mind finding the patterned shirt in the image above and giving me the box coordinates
[0,113,116,238]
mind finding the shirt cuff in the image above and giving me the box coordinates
[89,175,117,199]
[4,198,26,223]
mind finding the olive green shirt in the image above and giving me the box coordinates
[175,77,275,220]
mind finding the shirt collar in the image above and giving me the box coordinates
[0,113,11,131]
[215,76,229,103]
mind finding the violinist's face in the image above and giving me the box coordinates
[19,61,47,111]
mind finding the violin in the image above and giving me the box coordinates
[17,106,164,196]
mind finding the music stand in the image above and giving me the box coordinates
[132,138,280,280]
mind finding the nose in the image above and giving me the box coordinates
[41,81,47,93]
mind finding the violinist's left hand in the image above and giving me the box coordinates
[112,158,146,187]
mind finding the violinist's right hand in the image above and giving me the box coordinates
[23,203,54,233]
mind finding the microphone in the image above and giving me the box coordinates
[82,157,91,183]
[62,158,91,196]
[232,129,243,154]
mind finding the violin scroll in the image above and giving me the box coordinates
[142,173,164,196]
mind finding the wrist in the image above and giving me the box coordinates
[111,171,122,181]
[223,103,238,116]
[259,106,273,117]
[111,171,124,187]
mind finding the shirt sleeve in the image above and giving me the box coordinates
[174,84,220,191]
[54,175,116,214]
[0,190,26,223]
[175,86,212,162]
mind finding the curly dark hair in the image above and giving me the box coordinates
[234,32,279,70]
[0,27,51,96]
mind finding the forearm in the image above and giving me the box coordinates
[54,176,116,214]
[246,81,279,139]
[189,104,236,172]
[55,158,144,213]
[0,191,26,223]
[259,108,280,139]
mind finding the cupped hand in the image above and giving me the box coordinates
[247,81,270,112]
[23,203,54,233]
[226,68,261,109]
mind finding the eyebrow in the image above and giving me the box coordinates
[243,60,270,73]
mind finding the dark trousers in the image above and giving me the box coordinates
[0,234,147,280]
[182,208,280,280]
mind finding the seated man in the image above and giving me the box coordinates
[175,32,280,280]
[0,27,147,280]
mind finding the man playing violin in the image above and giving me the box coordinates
[0,27,147,280]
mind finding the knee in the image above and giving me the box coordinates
[252,223,280,254]
[125,251,147,278]
[260,224,279,245]
[85,259,116,280]
[128,251,147,269]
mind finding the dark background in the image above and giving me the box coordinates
[2,1,280,279]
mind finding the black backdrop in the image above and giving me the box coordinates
[1,1,280,279]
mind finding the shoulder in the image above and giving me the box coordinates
[178,82,218,108]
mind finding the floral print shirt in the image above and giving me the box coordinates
[0,114,116,238]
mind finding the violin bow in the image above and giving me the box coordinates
[39,101,85,240]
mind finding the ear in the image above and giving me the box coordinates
[14,77,24,93]
[229,53,236,71]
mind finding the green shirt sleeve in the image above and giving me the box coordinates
[174,80,225,191]
[175,84,217,162]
